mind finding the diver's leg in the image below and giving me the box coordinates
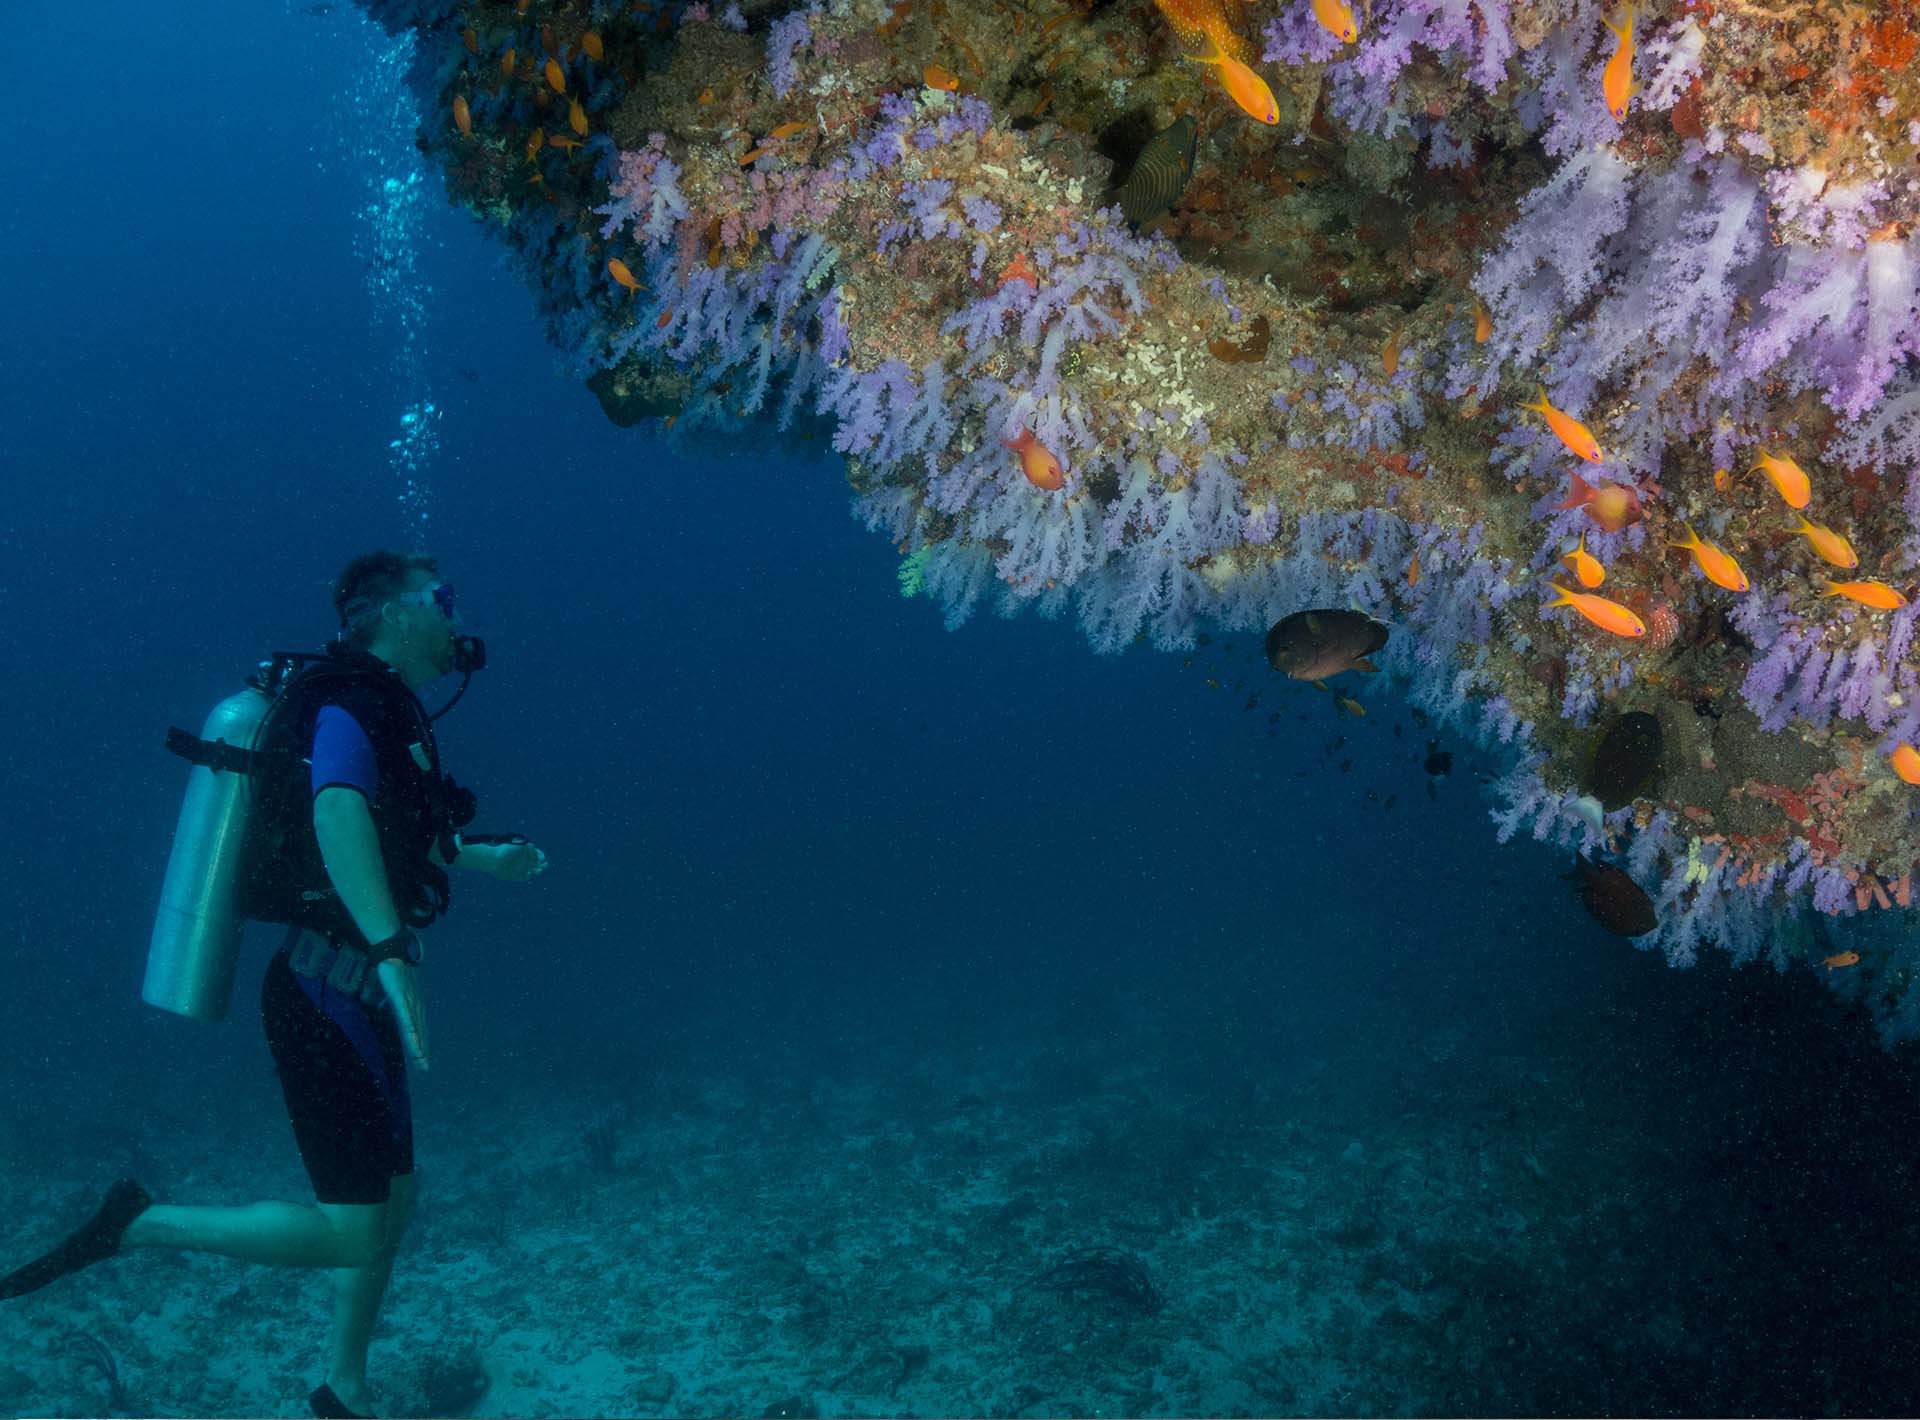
[324,1172,416,1413]
[122,1198,384,1269]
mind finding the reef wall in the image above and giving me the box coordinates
[360,0,1920,1041]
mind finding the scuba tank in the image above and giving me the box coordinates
[143,684,273,1022]
[144,634,487,1023]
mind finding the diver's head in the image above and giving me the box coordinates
[333,551,461,691]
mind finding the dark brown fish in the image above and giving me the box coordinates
[1265,609,1389,682]
[1585,710,1663,811]
[1572,861,1657,937]
[1116,114,1197,231]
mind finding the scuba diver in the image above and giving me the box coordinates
[0,552,548,1420]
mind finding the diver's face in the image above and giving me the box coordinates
[390,578,459,679]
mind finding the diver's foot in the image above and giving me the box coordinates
[309,1381,379,1418]
[0,1178,151,1300]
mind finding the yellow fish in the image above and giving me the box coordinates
[1668,522,1749,592]
[1824,579,1909,610]
[923,63,961,92]
[1563,532,1605,589]
[1336,695,1366,717]
[1789,515,1857,570]
[451,94,471,136]
[1312,0,1358,43]
[608,258,642,293]
[1544,583,1646,638]
[582,30,605,61]
[544,56,566,94]
[1892,743,1920,786]
[1472,295,1492,344]
[1749,448,1811,509]
[1520,386,1604,463]
[1184,31,1279,125]
[569,97,589,136]
[1602,4,1638,120]
[500,46,517,76]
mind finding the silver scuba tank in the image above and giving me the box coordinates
[143,685,273,1022]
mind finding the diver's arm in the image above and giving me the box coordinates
[312,786,403,942]
[312,786,431,1069]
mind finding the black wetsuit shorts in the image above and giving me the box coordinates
[261,948,414,1205]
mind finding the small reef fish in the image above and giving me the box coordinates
[1544,583,1647,638]
[1407,551,1421,587]
[1184,31,1279,125]
[1555,472,1643,533]
[544,56,566,94]
[582,30,604,61]
[526,127,546,162]
[1668,522,1749,592]
[1892,742,1920,785]
[1116,114,1198,231]
[1824,579,1909,610]
[1521,387,1604,463]
[1312,0,1358,43]
[923,63,961,91]
[463,25,478,53]
[1472,295,1492,344]
[1336,695,1366,717]
[1265,609,1388,683]
[1563,532,1605,589]
[1602,4,1637,120]
[569,97,588,136]
[1572,862,1657,937]
[767,120,810,139]
[1749,448,1811,508]
[607,258,642,293]
[501,47,517,76]
[1822,951,1861,971]
[452,94,471,136]
[1002,427,1065,490]
[1382,325,1403,377]
[1790,515,1857,569]
[1152,0,1256,62]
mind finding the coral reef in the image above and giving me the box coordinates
[366,0,1920,1035]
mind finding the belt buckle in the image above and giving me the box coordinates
[326,947,367,996]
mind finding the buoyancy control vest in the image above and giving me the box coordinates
[145,643,477,1022]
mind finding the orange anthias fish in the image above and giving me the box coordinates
[569,97,589,136]
[1521,387,1604,463]
[923,63,961,91]
[1749,448,1811,508]
[1892,742,1920,785]
[1184,30,1279,124]
[1544,583,1647,638]
[1563,532,1605,589]
[501,47,517,76]
[1790,515,1857,569]
[1555,472,1643,533]
[1472,295,1492,344]
[1003,427,1066,491]
[544,56,567,94]
[1382,325,1403,377]
[452,94,472,136]
[1152,0,1257,62]
[1601,4,1638,120]
[1823,951,1861,971]
[768,120,809,139]
[581,30,605,61]
[1312,0,1358,42]
[1668,522,1749,592]
[1407,551,1421,587]
[608,257,642,293]
[526,127,545,162]
[1824,579,1910,610]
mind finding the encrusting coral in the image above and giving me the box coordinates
[368,0,1920,1037]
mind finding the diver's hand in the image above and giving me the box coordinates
[463,839,549,882]
[377,959,431,1071]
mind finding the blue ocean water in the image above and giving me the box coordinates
[2,4,1919,1416]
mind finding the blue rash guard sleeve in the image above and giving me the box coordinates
[311,704,379,801]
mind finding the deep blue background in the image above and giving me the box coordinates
[0,0,1906,1195]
